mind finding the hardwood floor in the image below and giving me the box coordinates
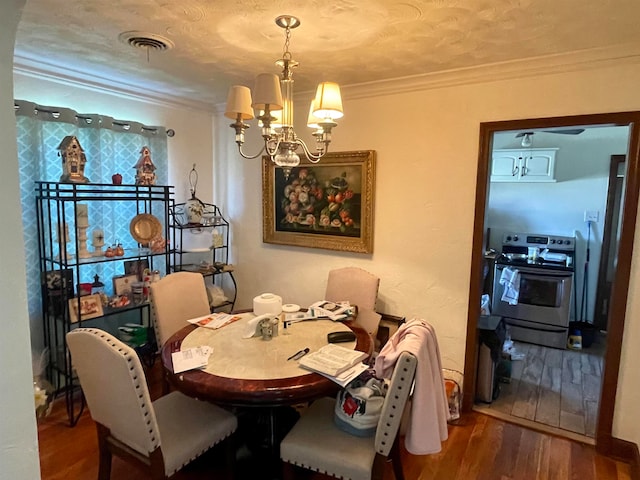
[37,355,631,480]
[476,335,605,439]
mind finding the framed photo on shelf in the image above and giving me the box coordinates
[262,150,376,254]
[112,274,138,296]
[123,259,150,281]
[68,294,104,323]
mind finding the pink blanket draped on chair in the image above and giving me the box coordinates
[374,318,450,454]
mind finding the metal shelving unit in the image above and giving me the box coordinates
[169,202,237,312]
[35,181,174,426]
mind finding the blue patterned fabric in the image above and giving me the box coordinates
[15,100,168,343]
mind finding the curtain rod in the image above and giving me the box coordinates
[14,100,175,137]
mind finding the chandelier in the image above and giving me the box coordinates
[224,15,343,175]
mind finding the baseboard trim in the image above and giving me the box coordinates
[603,436,640,479]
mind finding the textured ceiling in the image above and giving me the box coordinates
[14,0,640,109]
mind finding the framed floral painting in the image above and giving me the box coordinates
[262,150,376,253]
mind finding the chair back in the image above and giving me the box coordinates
[374,351,417,456]
[66,328,161,457]
[149,272,210,346]
[325,266,380,311]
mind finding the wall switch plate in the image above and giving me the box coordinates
[584,210,599,222]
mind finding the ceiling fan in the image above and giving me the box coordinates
[516,129,585,147]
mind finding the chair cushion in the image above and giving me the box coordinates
[280,397,376,480]
[153,392,238,476]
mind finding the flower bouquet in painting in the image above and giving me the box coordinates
[277,167,360,237]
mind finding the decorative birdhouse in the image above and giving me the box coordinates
[133,146,157,186]
[58,136,89,183]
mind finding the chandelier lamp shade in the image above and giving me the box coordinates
[224,15,343,174]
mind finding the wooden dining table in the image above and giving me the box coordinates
[160,311,373,407]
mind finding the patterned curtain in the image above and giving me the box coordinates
[15,100,168,345]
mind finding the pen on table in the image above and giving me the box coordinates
[287,347,310,361]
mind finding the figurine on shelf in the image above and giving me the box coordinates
[115,243,125,256]
[133,146,157,186]
[149,235,166,253]
[58,136,89,184]
[91,274,108,306]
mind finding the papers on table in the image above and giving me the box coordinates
[171,346,213,374]
[187,312,242,329]
[307,300,355,321]
[313,362,369,387]
[298,343,368,377]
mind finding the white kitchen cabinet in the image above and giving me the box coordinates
[491,148,558,182]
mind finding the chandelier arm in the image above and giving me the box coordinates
[265,136,282,157]
[237,144,266,160]
[296,139,324,163]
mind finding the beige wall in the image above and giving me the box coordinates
[213,61,640,447]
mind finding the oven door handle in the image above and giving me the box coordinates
[495,264,573,278]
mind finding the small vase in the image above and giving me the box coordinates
[186,193,204,224]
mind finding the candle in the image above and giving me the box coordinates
[76,204,89,227]
[92,229,105,247]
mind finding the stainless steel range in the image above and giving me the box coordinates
[491,232,575,349]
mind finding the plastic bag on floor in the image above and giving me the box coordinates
[442,368,463,422]
[480,294,491,315]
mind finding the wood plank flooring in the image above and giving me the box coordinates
[477,334,605,438]
[37,352,631,480]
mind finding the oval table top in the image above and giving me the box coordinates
[161,312,373,407]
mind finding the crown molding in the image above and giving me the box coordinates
[13,53,216,113]
[339,43,640,100]
[16,43,640,114]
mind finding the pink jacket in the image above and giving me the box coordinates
[374,318,450,454]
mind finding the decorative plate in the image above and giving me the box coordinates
[129,214,162,245]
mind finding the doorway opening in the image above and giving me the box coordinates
[462,111,640,457]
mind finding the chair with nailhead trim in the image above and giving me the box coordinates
[325,267,380,313]
[66,327,238,480]
[325,267,382,340]
[279,351,417,480]
[149,271,211,349]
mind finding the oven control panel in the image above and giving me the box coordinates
[502,232,574,251]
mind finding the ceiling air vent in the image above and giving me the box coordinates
[118,31,174,51]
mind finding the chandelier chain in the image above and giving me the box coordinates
[282,26,292,61]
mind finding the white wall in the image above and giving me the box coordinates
[213,62,640,447]
[1,1,41,478]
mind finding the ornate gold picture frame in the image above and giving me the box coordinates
[262,150,376,253]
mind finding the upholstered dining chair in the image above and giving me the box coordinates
[280,351,417,480]
[325,267,381,340]
[66,328,238,480]
[325,267,380,312]
[149,271,211,347]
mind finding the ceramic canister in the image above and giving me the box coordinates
[253,293,283,316]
